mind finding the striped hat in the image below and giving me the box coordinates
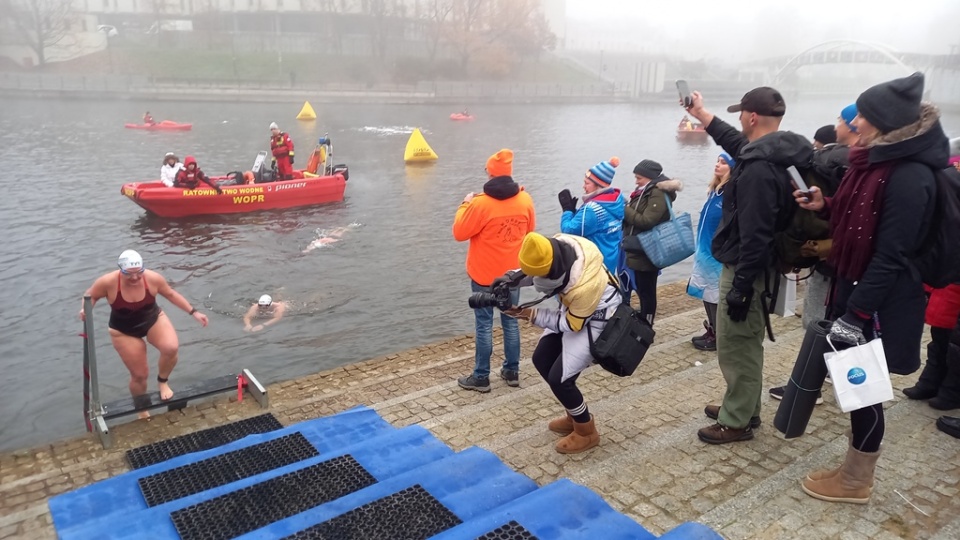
[587,156,620,187]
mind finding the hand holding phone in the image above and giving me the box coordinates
[676,80,692,108]
[787,166,812,202]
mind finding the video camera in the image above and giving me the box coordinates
[467,271,525,310]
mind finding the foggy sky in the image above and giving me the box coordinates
[566,0,960,60]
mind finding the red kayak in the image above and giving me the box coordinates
[450,113,474,121]
[121,173,346,217]
[124,120,193,131]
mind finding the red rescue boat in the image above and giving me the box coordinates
[121,173,346,218]
[122,138,348,218]
[124,120,193,131]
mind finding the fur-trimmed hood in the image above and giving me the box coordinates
[652,178,684,194]
[867,102,950,169]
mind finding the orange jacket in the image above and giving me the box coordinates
[453,184,536,286]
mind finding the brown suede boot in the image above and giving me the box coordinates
[802,444,880,504]
[555,416,599,454]
[548,413,574,435]
[806,430,851,482]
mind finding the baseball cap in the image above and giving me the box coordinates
[258,294,273,306]
[727,87,786,117]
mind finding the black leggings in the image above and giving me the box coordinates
[851,403,884,453]
[634,270,659,325]
[704,301,718,330]
[531,333,590,423]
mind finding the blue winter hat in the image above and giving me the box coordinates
[840,103,858,132]
[587,156,620,187]
[718,152,735,168]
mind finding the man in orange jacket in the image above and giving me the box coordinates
[453,149,536,392]
[270,122,295,180]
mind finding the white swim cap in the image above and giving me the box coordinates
[258,294,273,306]
[117,250,143,271]
[269,122,279,130]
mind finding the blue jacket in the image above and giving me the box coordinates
[687,189,724,303]
[561,188,626,273]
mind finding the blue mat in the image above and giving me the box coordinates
[50,405,723,540]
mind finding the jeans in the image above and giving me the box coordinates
[471,280,521,379]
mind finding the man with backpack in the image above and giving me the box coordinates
[769,104,860,402]
[684,87,814,444]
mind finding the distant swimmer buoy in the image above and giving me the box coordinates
[297,101,317,121]
[404,128,438,163]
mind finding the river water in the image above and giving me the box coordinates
[1,97,956,451]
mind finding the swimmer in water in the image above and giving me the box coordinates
[79,250,209,418]
[302,226,350,253]
[243,295,288,332]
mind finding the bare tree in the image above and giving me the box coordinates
[363,0,398,61]
[3,0,75,67]
[446,0,485,70]
[422,0,453,64]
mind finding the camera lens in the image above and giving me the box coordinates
[468,292,497,309]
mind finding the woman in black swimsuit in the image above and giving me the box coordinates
[80,250,209,418]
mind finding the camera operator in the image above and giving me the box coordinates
[502,232,621,455]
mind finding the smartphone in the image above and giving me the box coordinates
[787,166,812,202]
[676,80,692,108]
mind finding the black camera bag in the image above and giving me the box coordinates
[587,303,655,377]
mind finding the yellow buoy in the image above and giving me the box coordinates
[296,101,317,121]
[404,128,438,163]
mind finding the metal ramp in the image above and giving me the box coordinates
[81,296,268,449]
[50,406,724,540]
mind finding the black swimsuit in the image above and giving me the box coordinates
[109,274,161,338]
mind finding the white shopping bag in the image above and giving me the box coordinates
[823,337,894,413]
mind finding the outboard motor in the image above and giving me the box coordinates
[332,164,349,181]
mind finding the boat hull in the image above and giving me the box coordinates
[124,121,193,131]
[121,174,346,218]
[450,114,474,121]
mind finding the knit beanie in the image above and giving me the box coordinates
[633,159,665,180]
[840,103,858,132]
[718,152,735,168]
[814,125,837,145]
[856,72,924,133]
[587,156,620,187]
[486,149,514,178]
[518,232,554,277]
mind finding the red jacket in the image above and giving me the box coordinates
[271,132,294,160]
[925,284,960,328]
[174,156,219,191]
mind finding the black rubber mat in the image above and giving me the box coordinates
[138,432,318,507]
[171,454,376,540]
[474,521,540,540]
[282,484,462,540]
[126,413,284,469]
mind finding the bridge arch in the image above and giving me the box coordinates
[772,40,917,85]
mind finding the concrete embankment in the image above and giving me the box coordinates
[1,281,958,539]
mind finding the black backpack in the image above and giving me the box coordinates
[773,165,838,273]
[912,166,960,288]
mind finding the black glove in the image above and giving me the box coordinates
[828,313,868,347]
[725,287,753,322]
[492,270,525,291]
[558,189,578,214]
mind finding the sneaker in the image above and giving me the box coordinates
[499,368,519,388]
[692,335,717,351]
[457,375,491,393]
[697,423,754,445]
[769,385,823,405]
[824,372,832,385]
[704,405,761,429]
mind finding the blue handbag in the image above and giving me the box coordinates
[635,196,695,268]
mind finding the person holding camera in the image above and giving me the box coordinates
[453,149,536,393]
[558,156,626,274]
[502,232,621,454]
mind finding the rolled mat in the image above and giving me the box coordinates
[774,319,832,438]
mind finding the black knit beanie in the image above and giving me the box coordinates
[856,72,924,133]
[633,159,665,180]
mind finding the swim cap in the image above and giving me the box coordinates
[117,250,143,272]
[258,294,273,306]
[269,122,279,130]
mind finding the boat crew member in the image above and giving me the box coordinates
[174,156,222,193]
[160,152,182,187]
[243,294,288,332]
[143,112,155,126]
[79,250,209,418]
[270,122,295,180]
